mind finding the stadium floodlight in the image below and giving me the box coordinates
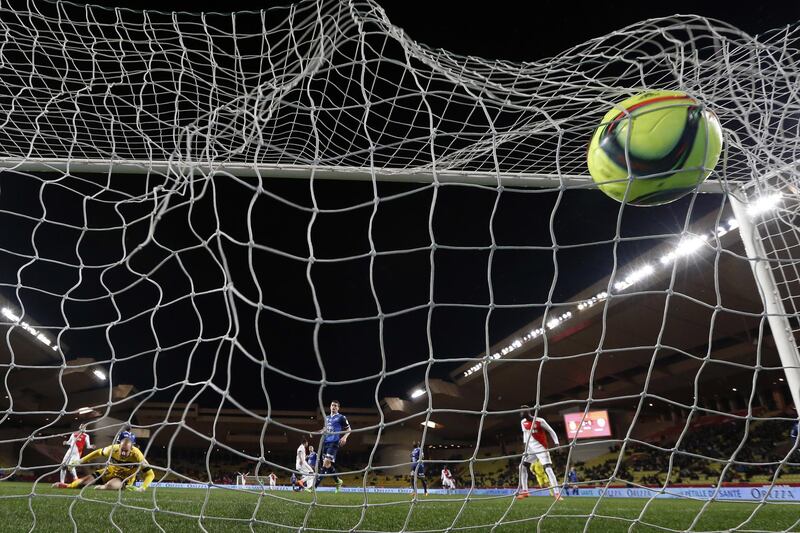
[614,264,655,291]
[1,306,58,351]
[578,291,608,311]
[410,389,426,399]
[546,312,572,330]
[463,363,483,377]
[77,407,93,414]
[420,421,439,429]
[1,307,18,321]
[92,369,107,381]
[746,192,782,217]
[660,235,708,265]
[676,235,707,255]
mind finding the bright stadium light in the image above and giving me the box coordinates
[77,407,93,414]
[578,291,608,311]
[464,214,746,380]
[410,389,426,399]
[420,421,439,428]
[1,307,19,321]
[546,311,572,330]
[93,369,107,381]
[677,235,707,255]
[463,363,483,377]
[746,193,782,217]
[614,264,655,291]
[1,306,58,351]
[661,235,707,265]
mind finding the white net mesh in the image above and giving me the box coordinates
[0,0,799,531]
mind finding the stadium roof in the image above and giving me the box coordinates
[444,205,783,413]
[0,293,137,427]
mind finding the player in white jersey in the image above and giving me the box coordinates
[441,466,456,493]
[60,424,93,483]
[268,472,277,489]
[518,405,562,501]
[295,437,314,488]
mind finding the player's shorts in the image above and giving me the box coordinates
[92,466,135,486]
[322,441,339,463]
[410,462,425,477]
[443,478,455,488]
[523,446,552,466]
[62,451,80,467]
[296,463,314,475]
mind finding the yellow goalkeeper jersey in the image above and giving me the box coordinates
[81,444,155,488]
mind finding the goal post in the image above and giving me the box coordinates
[730,189,800,412]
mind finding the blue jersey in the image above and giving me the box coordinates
[118,430,136,444]
[411,447,422,464]
[324,413,350,444]
[290,473,303,491]
[791,422,799,441]
[308,452,317,467]
[568,470,578,483]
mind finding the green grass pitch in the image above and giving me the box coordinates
[0,482,797,532]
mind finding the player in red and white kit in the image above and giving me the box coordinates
[60,424,94,483]
[441,466,456,493]
[518,406,561,501]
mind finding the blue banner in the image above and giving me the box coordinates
[140,482,800,501]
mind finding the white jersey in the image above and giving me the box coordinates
[268,473,277,486]
[521,416,560,465]
[296,444,312,473]
[521,417,559,452]
[441,469,455,488]
[63,432,90,461]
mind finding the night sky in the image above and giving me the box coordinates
[2,0,799,412]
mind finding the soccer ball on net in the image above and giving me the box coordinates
[586,90,723,206]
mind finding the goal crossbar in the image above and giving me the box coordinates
[0,158,728,191]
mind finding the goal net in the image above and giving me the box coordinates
[0,0,798,530]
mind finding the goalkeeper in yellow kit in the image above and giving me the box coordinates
[530,460,553,495]
[51,438,154,491]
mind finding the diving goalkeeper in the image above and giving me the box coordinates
[52,438,154,491]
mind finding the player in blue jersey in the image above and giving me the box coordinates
[315,400,351,492]
[116,424,136,445]
[410,441,428,496]
[567,467,579,495]
[290,472,303,492]
[307,445,317,469]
